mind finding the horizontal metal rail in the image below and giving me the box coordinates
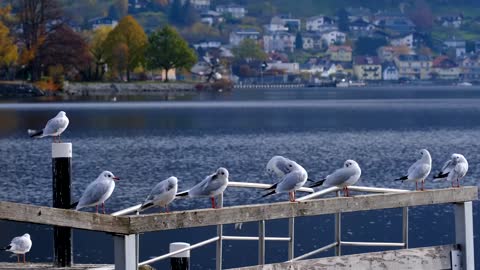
[297,186,339,201]
[223,236,290,241]
[348,186,409,194]
[228,181,314,193]
[111,204,141,217]
[138,236,219,266]
[289,242,338,262]
[340,241,405,247]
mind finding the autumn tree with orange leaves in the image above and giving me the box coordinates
[0,20,18,80]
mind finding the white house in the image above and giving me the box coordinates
[193,41,222,49]
[302,33,323,50]
[321,31,346,46]
[444,38,466,58]
[229,29,260,46]
[306,15,336,31]
[390,34,414,49]
[263,31,296,53]
[216,4,247,19]
[266,61,300,74]
[382,62,399,80]
[88,17,118,30]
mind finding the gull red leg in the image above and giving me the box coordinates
[421,181,424,191]
[211,197,216,209]
[166,206,169,213]
[346,187,350,197]
[96,205,98,214]
[292,191,296,202]
[23,254,26,263]
[102,203,106,214]
[416,182,418,191]
[17,255,19,263]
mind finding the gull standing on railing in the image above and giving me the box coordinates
[309,159,361,197]
[433,153,468,188]
[2,233,32,263]
[394,149,431,191]
[262,160,308,202]
[266,155,314,183]
[176,167,229,209]
[27,111,69,143]
[140,176,178,212]
[72,171,119,214]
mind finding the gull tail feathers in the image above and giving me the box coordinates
[176,190,189,197]
[434,172,449,179]
[70,201,79,209]
[266,183,278,191]
[140,202,154,211]
[309,179,326,188]
[1,245,11,251]
[394,176,408,182]
[28,129,43,138]
[261,190,276,198]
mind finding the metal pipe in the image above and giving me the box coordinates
[340,241,405,247]
[258,220,265,265]
[222,236,291,241]
[297,187,339,201]
[288,217,295,260]
[216,194,224,270]
[111,204,142,217]
[402,207,409,248]
[348,186,409,193]
[289,242,338,262]
[335,191,341,256]
[139,237,219,266]
[228,181,314,193]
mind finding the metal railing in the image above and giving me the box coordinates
[111,182,412,269]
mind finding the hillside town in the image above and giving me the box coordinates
[2,0,480,89]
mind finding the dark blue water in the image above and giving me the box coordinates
[0,86,479,269]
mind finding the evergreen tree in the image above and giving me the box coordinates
[295,32,303,50]
[337,8,350,32]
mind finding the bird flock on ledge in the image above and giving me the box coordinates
[2,111,470,263]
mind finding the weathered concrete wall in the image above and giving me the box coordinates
[64,82,196,96]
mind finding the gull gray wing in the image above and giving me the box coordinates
[441,159,454,174]
[11,237,29,252]
[145,180,170,201]
[277,170,305,192]
[44,117,68,135]
[408,163,430,180]
[77,181,111,208]
[189,174,223,196]
[324,168,355,187]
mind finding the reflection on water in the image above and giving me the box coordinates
[0,86,479,269]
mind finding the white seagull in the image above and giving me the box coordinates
[266,156,314,182]
[28,111,69,143]
[433,153,468,188]
[2,233,32,263]
[140,176,178,212]
[176,167,229,208]
[395,149,432,191]
[73,171,119,214]
[310,160,361,197]
[262,160,308,202]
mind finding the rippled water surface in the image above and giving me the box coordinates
[0,86,479,269]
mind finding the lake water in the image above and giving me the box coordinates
[0,86,479,269]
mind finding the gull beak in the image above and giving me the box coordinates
[113,177,120,181]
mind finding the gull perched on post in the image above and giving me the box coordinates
[433,153,468,188]
[262,159,308,202]
[394,149,432,191]
[28,111,69,143]
[176,167,229,209]
[72,171,119,214]
[309,159,361,197]
[140,176,178,212]
[2,233,32,263]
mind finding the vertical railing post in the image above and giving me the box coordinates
[216,193,224,270]
[114,234,138,270]
[52,143,73,267]
[335,191,341,256]
[288,217,295,260]
[258,220,265,265]
[170,242,190,270]
[454,201,475,270]
[402,207,409,248]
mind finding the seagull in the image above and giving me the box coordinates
[2,233,32,263]
[266,156,314,182]
[140,176,178,212]
[395,149,432,191]
[262,160,308,202]
[433,153,468,188]
[72,171,119,214]
[28,111,69,143]
[176,167,229,209]
[309,160,361,197]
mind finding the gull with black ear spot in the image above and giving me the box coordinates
[433,153,468,188]
[176,167,229,209]
[310,160,361,197]
[394,149,431,191]
[71,170,119,214]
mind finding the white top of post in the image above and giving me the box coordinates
[169,242,190,258]
[52,143,72,158]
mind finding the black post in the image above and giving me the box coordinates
[52,143,73,267]
[170,242,190,270]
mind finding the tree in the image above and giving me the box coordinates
[409,0,433,33]
[232,39,267,63]
[145,26,197,82]
[88,26,113,80]
[0,20,18,79]
[168,0,182,25]
[295,32,303,50]
[354,37,387,55]
[336,8,350,32]
[17,0,63,81]
[104,15,147,81]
